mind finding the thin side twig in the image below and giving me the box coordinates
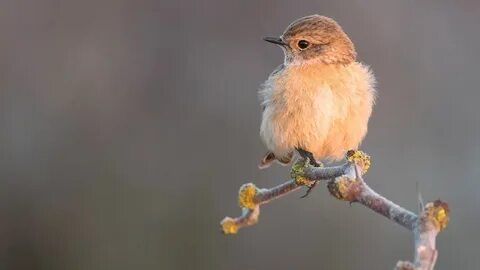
[396,200,449,270]
[220,164,349,234]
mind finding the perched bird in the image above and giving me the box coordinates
[258,15,376,195]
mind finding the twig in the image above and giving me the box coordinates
[396,201,449,270]
[220,160,350,234]
[220,151,449,269]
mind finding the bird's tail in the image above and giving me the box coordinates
[258,152,293,169]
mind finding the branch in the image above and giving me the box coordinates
[220,151,449,269]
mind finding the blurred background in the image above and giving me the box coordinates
[1,0,479,269]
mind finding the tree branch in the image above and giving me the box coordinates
[220,151,449,269]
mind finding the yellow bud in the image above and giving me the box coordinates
[220,217,238,234]
[433,200,449,231]
[346,150,371,175]
[294,176,316,186]
[424,200,449,231]
[238,183,257,209]
[290,158,315,186]
[327,176,359,202]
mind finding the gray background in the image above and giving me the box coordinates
[1,0,479,269]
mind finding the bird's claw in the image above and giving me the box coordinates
[300,180,319,198]
[290,158,321,198]
[291,158,315,186]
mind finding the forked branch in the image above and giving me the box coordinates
[220,151,449,270]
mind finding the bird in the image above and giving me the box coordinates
[258,15,376,196]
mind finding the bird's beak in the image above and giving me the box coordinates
[263,36,286,46]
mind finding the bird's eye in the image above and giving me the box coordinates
[297,40,310,50]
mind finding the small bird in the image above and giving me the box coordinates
[258,15,376,196]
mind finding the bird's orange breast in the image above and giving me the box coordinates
[260,61,375,161]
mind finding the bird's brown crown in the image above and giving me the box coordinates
[279,15,356,65]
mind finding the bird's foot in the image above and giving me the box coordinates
[300,180,319,198]
[290,158,314,185]
[296,148,322,167]
[290,158,322,198]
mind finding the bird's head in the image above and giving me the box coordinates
[264,15,356,65]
